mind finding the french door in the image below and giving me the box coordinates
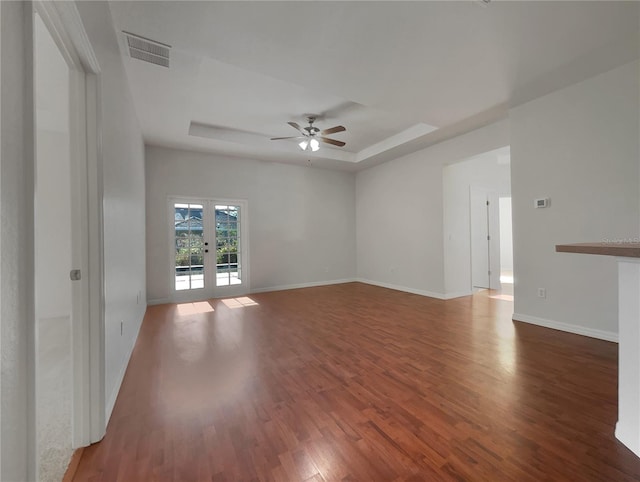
[171,198,248,301]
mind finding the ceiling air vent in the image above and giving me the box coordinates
[123,31,171,68]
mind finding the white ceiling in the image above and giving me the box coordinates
[108,1,639,171]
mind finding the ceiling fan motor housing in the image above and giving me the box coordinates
[305,126,320,136]
[305,116,319,136]
[269,116,346,148]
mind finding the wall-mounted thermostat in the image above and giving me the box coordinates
[534,198,549,208]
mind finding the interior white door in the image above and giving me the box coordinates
[470,187,490,289]
[34,9,78,479]
[470,187,501,290]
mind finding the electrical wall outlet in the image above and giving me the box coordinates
[537,288,546,299]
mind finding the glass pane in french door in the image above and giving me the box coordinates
[215,204,242,287]
[174,202,205,290]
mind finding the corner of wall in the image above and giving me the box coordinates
[513,313,618,343]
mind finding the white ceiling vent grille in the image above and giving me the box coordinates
[123,31,171,68]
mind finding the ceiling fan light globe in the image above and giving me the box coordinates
[298,140,309,151]
[310,138,320,151]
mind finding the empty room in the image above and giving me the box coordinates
[2,1,640,481]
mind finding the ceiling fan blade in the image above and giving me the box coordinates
[320,125,346,135]
[320,137,346,147]
[270,136,305,140]
[287,121,305,134]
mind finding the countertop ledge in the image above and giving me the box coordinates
[556,242,640,258]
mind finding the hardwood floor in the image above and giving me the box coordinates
[72,282,640,481]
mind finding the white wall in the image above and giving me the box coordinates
[356,151,445,296]
[1,2,34,480]
[510,60,640,341]
[76,1,147,421]
[443,147,511,296]
[145,146,357,303]
[356,120,510,298]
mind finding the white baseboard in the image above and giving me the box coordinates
[147,298,170,306]
[355,278,450,300]
[105,306,146,423]
[251,278,357,294]
[512,312,618,343]
[149,280,358,304]
[106,363,124,424]
[615,421,640,456]
[151,280,470,303]
[443,290,474,300]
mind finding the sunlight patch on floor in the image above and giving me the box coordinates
[176,301,215,316]
[221,297,259,309]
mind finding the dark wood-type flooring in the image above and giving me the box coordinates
[72,282,640,481]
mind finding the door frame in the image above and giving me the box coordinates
[168,196,250,302]
[33,1,105,448]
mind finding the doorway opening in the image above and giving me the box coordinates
[442,146,513,299]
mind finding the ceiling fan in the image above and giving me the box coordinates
[271,116,346,152]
